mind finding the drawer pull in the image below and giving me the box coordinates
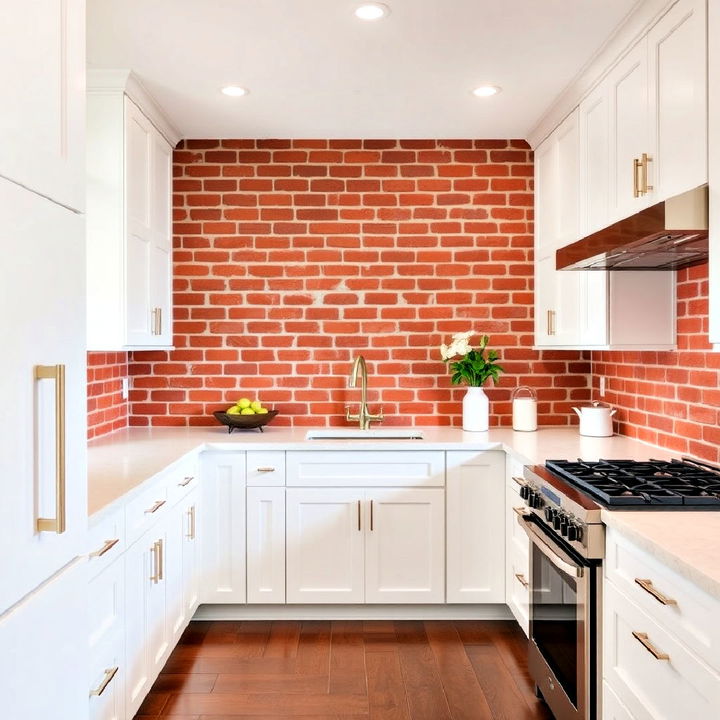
[512,476,525,487]
[144,500,166,514]
[90,666,118,697]
[187,505,196,540]
[178,476,194,487]
[515,573,529,589]
[256,467,276,472]
[632,631,670,661]
[513,506,529,517]
[150,539,164,583]
[370,499,374,531]
[90,538,120,558]
[634,578,677,607]
[357,500,361,531]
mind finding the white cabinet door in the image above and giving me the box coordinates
[165,504,186,643]
[0,560,88,720]
[608,38,652,221]
[0,178,87,615]
[446,451,505,603]
[286,488,364,604]
[579,82,610,235]
[603,680,635,720]
[182,489,201,617]
[556,110,580,249]
[247,487,286,604]
[200,453,247,603]
[534,133,558,261]
[365,488,445,604]
[648,0,707,201]
[0,0,85,211]
[710,0,720,348]
[89,631,125,720]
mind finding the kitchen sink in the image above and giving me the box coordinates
[305,428,425,440]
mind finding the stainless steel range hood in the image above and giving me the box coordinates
[556,186,708,271]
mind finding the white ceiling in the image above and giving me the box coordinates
[87,0,638,139]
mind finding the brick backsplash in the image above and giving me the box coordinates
[87,351,129,439]
[591,263,720,463]
[127,138,592,428]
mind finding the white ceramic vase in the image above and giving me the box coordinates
[462,386,489,432]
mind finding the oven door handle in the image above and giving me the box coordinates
[518,514,584,578]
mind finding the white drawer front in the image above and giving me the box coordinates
[88,630,125,720]
[167,456,200,506]
[603,580,720,720]
[125,477,170,545]
[606,528,720,671]
[87,509,125,580]
[247,451,286,486]
[602,680,635,720]
[506,543,529,637]
[88,557,125,653]
[286,450,445,487]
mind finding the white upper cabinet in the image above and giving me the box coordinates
[648,0,707,201]
[87,72,179,350]
[710,0,720,348]
[0,0,85,211]
[579,82,610,235]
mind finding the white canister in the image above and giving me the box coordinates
[512,386,537,432]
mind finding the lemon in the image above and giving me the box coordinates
[250,400,263,412]
[240,407,255,415]
[256,407,269,414]
[237,398,251,409]
[226,405,242,415]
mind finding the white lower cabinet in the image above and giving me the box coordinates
[200,452,247,603]
[286,488,365,604]
[446,451,506,603]
[181,489,201,616]
[247,486,286,604]
[504,456,530,635]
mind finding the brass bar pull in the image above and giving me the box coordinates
[635,578,677,607]
[151,308,158,335]
[641,153,653,194]
[256,467,276,473]
[157,538,164,581]
[90,666,119,697]
[633,157,642,198]
[144,500,166,514]
[547,310,555,336]
[370,499,374,531]
[357,500,361,531]
[178,476,194,487]
[513,506,529,517]
[515,573,529,589]
[632,631,670,661]
[150,541,160,584]
[157,307,163,335]
[35,364,66,534]
[512,476,525,487]
[187,505,196,540]
[90,538,120,558]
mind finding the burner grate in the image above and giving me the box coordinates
[545,459,720,508]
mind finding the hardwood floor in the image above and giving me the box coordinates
[134,620,553,719]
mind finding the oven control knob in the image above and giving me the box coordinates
[520,485,530,500]
[567,524,579,542]
[560,518,569,537]
[535,495,545,509]
[553,513,562,530]
[544,507,554,522]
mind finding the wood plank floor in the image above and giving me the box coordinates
[134,620,553,720]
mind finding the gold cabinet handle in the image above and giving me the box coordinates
[357,500,361,531]
[641,153,653,195]
[150,541,160,583]
[35,365,66,534]
[151,308,158,335]
[157,538,164,581]
[144,500,166,514]
[157,307,162,335]
[90,666,119,697]
[370,499,374,531]
[256,467,276,473]
[90,538,120,558]
[633,157,641,198]
[546,310,555,336]
[512,476,525,487]
[151,307,163,335]
[178,476,194,487]
[187,505,196,540]
[634,578,677,607]
[513,506,529,517]
[632,631,669,661]
[515,573,529,589]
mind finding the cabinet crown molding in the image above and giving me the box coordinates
[87,68,182,147]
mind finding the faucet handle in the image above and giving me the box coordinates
[367,405,384,422]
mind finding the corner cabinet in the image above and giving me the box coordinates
[87,71,180,350]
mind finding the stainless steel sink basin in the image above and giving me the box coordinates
[305,428,425,440]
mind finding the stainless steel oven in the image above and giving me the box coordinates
[519,466,605,720]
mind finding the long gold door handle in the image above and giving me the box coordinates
[150,541,160,584]
[633,157,642,198]
[641,153,653,194]
[547,310,555,337]
[144,500,166,514]
[515,573,529,589]
[357,500,361,531]
[35,364,66,534]
[90,538,120,558]
[187,505,196,540]
[632,631,669,661]
[635,578,677,607]
[151,308,158,335]
[256,467,276,473]
[178,476,194,487]
[157,538,164,581]
[370,499,374,531]
[90,666,119,697]
[157,307,163,335]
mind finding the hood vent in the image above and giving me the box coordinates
[556,186,708,271]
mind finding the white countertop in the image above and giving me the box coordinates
[87,424,719,598]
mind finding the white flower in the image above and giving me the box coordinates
[452,330,474,342]
[440,343,450,360]
[453,338,471,357]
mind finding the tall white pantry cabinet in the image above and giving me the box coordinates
[0,1,89,718]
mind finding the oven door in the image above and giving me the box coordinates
[519,514,598,720]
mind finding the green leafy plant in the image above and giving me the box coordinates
[440,332,505,387]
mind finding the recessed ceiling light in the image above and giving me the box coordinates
[354,3,389,21]
[221,86,248,97]
[472,85,501,98]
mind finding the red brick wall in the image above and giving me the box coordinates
[87,351,129,439]
[591,263,720,463]
[127,139,591,428]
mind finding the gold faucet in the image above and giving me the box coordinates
[346,355,384,430]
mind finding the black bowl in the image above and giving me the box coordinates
[213,409,279,433]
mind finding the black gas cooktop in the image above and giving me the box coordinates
[545,458,720,509]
